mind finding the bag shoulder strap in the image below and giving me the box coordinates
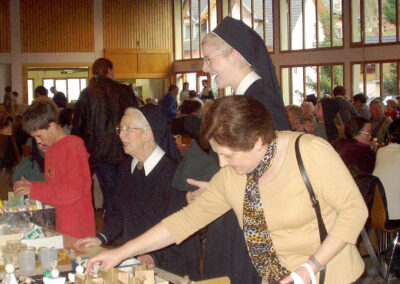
[295,134,328,242]
[295,134,328,284]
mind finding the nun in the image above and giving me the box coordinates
[74,104,200,280]
[202,16,289,130]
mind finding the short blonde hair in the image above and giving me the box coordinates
[286,105,304,121]
[301,101,315,112]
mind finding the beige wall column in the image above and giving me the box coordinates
[10,0,22,104]
[94,0,104,60]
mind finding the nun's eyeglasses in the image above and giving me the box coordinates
[203,53,225,65]
[116,126,142,135]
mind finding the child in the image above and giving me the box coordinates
[13,101,95,238]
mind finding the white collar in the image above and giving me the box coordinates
[131,145,165,176]
[235,71,261,95]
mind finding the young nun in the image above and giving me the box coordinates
[202,16,289,130]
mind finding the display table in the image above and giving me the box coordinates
[59,234,185,282]
[14,234,229,283]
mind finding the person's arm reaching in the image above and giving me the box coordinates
[86,223,175,274]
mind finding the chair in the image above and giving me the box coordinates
[361,177,400,281]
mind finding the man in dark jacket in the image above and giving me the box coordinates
[72,58,139,221]
[50,87,67,108]
[333,85,357,124]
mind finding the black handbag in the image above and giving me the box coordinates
[295,134,328,284]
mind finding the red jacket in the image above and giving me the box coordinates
[30,135,95,238]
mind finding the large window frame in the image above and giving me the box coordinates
[280,0,343,52]
[41,78,87,103]
[281,63,345,105]
[350,0,400,46]
[351,60,400,102]
[178,0,218,60]
[228,0,274,52]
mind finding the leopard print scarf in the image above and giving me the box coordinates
[243,137,290,282]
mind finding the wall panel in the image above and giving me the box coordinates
[103,0,173,50]
[20,0,94,52]
[0,0,10,52]
[104,48,172,79]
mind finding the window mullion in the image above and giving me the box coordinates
[189,0,193,58]
[316,0,319,48]
[240,0,242,20]
[361,0,365,44]
[316,65,320,96]
[251,0,254,30]
[363,64,367,96]
[303,66,306,101]
[302,0,305,49]
[330,0,333,47]
[290,67,293,105]
[198,0,201,58]
[379,62,383,98]
[262,0,265,44]
[379,0,382,44]
[288,0,292,51]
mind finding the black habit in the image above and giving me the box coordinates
[101,154,201,280]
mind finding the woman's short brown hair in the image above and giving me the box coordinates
[200,96,276,151]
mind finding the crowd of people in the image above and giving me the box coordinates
[1,16,400,284]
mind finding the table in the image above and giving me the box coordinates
[61,234,185,282]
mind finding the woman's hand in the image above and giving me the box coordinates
[280,266,312,284]
[74,237,102,248]
[137,254,155,268]
[86,247,127,274]
[186,178,208,204]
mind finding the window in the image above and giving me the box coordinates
[351,0,399,45]
[27,79,34,105]
[228,0,274,52]
[41,78,87,102]
[280,0,343,51]
[352,61,399,102]
[43,79,55,98]
[281,63,344,105]
[178,0,218,60]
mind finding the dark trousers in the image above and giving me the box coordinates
[93,163,119,222]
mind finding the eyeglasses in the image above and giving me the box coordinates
[359,131,371,136]
[115,126,142,135]
[202,52,225,65]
